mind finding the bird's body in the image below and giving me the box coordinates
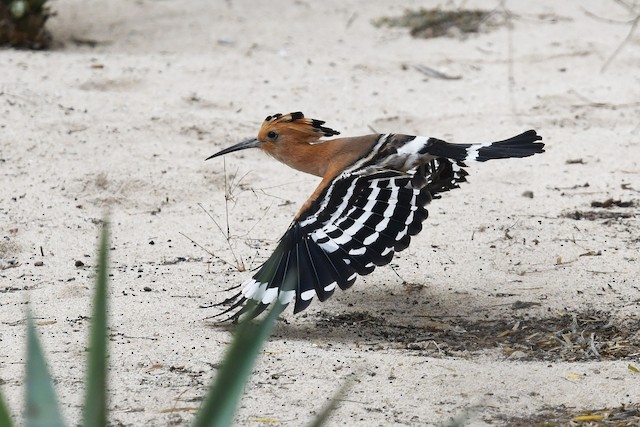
[207,112,544,321]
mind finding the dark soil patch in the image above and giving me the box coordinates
[315,310,640,361]
[562,210,636,221]
[563,199,637,221]
[373,8,501,39]
[590,198,636,208]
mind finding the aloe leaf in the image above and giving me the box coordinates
[81,222,110,427]
[306,377,353,427]
[192,297,287,427]
[25,313,66,427]
[0,388,15,427]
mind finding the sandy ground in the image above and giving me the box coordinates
[1,0,639,425]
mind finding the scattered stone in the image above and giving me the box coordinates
[508,350,528,360]
[511,300,541,310]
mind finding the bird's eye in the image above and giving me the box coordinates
[267,131,278,140]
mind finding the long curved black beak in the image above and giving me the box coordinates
[206,138,262,160]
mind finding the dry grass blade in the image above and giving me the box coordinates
[196,158,249,271]
[197,203,245,272]
[602,13,640,72]
[180,231,240,271]
[586,0,640,72]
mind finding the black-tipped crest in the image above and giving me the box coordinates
[311,119,340,137]
[265,113,283,122]
[262,112,341,138]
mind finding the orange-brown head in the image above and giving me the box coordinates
[206,112,340,161]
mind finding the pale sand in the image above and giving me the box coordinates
[1,0,639,425]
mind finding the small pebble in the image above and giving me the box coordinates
[75,260,85,267]
[143,286,152,292]
[508,350,528,360]
[34,261,44,266]
[522,190,534,198]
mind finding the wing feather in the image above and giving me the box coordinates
[305,237,357,292]
[220,168,432,320]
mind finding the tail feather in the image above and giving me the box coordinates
[425,130,544,163]
[421,159,468,199]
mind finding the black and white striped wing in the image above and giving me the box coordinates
[215,158,466,321]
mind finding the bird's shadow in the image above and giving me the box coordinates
[209,281,535,355]
[273,284,493,342]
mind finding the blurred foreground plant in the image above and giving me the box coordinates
[0,222,346,426]
[0,0,51,49]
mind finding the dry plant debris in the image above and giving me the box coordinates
[590,198,636,208]
[373,8,501,39]
[563,198,637,221]
[563,210,636,221]
[496,403,640,426]
[315,310,640,362]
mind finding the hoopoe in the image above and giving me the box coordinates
[207,112,544,321]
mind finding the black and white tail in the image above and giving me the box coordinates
[420,130,544,163]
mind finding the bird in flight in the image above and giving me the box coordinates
[206,112,544,321]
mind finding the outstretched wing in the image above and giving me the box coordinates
[215,157,466,321]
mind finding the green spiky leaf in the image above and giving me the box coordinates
[192,299,286,427]
[307,377,353,427]
[0,388,15,427]
[25,313,66,427]
[82,222,110,427]
[0,0,52,49]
